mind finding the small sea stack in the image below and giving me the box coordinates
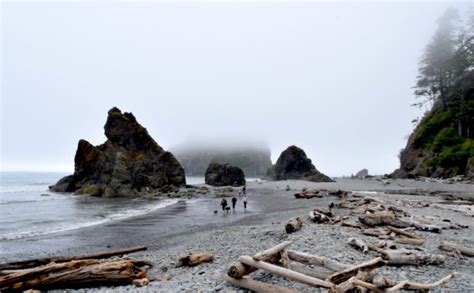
[272,145,333,182]
[50,107,186,196]
[205,161,246,187]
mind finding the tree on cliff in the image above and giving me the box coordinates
[414,8,459,110]
[415,7,474,137]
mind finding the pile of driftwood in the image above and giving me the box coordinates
[224,241,456,292]
[0,246,151,291]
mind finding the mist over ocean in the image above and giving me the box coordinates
[0,172,205,241]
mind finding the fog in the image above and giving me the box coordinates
[1,1,469,176]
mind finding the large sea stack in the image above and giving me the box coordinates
[50,107,186,196]
[205,161,246,187]
[273,145,333,182]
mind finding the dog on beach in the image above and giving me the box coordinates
[225,206,231,212]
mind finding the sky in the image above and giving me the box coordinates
[0,1,470,176]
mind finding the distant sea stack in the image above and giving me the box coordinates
[272,145,333,182]
[205,161,246,187]
[172,142,272,177]
[50,107,186,196]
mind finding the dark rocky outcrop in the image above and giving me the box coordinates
[204,161,245,187]
[50,107,186,196]
[272,145,333,182]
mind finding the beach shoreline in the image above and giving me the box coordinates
[1,178,474,292]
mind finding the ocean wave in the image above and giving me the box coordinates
[0,199,179,240]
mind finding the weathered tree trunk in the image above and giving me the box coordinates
[177,252,213,267]
[0,246,147,271]
[380,249,445,265]
[0,260,149,291]
[439,241,474,257]
[285,217,303,234]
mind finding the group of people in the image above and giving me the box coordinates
[220,185,248,213]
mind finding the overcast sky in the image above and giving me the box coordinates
[0,1,470,176]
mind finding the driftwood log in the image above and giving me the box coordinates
[177,252,213,267]
[285,217,303,234]
[287,250,350,271]
[380,249,446,265]
[326,257,385,284]
[0,259,150,291]
[439,241,474,257]
[238,256,334,289]
[294,191,323,199]
[347,238,369,254]
[0,246,147,271]
[224,275,296,293]
[228,242,290,278]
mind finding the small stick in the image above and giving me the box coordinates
[388,226,420,239]
[385,272,457,292]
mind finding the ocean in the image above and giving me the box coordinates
[0,172,205,241]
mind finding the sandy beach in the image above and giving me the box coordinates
[2,178,473,292]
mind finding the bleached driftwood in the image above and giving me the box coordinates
[439,241,474,257]
[347,238,369,254]
[238,256,334,289]
[228,242,288,278]
[384,272,458,292]
[176,252,213,267]
[341,221,362,229]
[224,275,296,293]
[287,250,350,272]
[285,217,303,234]
[380,249,446,265]
[326,257,385,284]
[253,241,292,261]
[288,262,332,279]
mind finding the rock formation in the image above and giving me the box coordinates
[272,146,333,182]
[205,161,246,187]
[50,107,186,196]
[393,104,473,179]
[355,169,369,178]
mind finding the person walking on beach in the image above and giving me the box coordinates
[243,194,248,210]
[231,196,237,210]
[221,198,228,212]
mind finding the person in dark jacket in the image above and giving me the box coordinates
[221,198,228,212]
[231,196,237,210]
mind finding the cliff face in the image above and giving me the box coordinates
[172,145,272,177]
[393,105,474,179]
[50,107,186,196]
